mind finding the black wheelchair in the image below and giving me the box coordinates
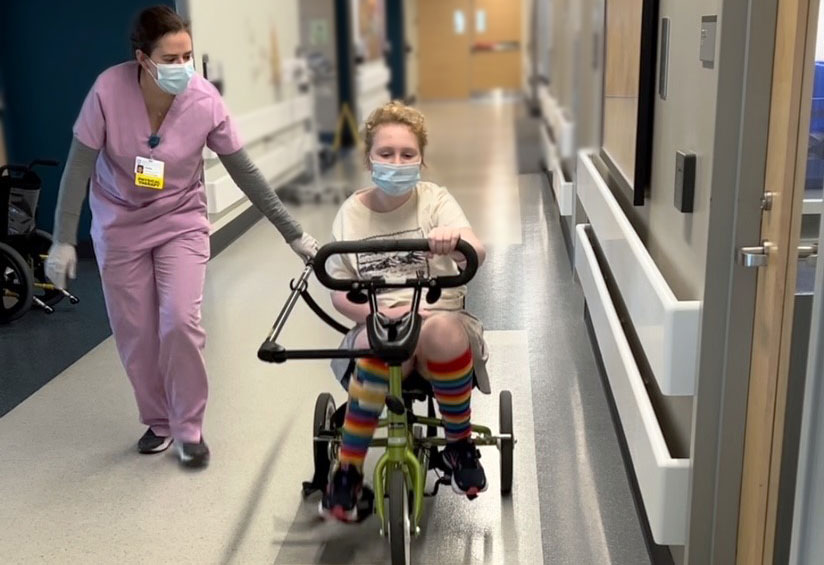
[1,160,79,322]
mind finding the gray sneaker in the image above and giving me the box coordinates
[137,428,173,454]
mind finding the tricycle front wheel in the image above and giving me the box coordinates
[388,467,411,565]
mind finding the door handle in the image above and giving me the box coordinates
[738,245,769,268]
[737,243,818,268]
[799,244,818,265]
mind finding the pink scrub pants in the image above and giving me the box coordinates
[95,231,210,444]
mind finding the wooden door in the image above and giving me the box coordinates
[470,0,522,92]
[736,0,818,562]
[418,0,472,99]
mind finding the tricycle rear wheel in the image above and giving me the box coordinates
[312,393,336,489]
[499,390,514,495]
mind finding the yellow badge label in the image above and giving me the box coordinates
[135,173,164,189]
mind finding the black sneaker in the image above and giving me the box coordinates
[442,439,487,498]
[320,464,363,523]
[176,438,210,469]
[137,428,173,454]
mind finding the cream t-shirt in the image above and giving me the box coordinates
[327,182,472,311]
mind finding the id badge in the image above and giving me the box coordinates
[134,156,165,190]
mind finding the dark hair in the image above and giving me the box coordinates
[130,5,191,55]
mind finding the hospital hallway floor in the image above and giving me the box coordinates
[0,99,658,564]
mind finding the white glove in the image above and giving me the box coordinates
[289,232,320,260]
[45,242,77,289]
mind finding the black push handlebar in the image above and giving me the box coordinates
[313,238,479,292]
[257,238,480,364]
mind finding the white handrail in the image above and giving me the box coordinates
[577,151,702,396]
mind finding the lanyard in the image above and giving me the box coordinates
[148,134,161,159]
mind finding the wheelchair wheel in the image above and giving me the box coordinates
[0,242,34,323]
[312,393,336,488]
[388,467,411,565]
[499,390,514,495]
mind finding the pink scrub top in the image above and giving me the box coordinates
[73,61,243,253]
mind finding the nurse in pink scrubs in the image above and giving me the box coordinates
[46,6,317,468]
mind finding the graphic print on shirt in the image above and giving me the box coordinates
[355,229,430,289]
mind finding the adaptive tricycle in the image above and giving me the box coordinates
[258,239,515,565]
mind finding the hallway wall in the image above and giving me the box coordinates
[633,0,721,302]
[576,0,604,151]
[0,0,176,243]
[624,5,723,513]
[549,0,579,113]
[545,0,721,301]
[180,0,307,222]
[183,0,302,113]
[538,1,724,559]
[545,0,602,157]
[404,0,420,99]
[622,6,722,559]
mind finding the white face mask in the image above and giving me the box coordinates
[146,58,195,95]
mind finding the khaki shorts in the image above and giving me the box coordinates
[330,310,491,394]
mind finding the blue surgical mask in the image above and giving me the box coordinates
[370,160,421,196]
[148,58,195,95]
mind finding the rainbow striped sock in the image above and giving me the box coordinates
[427,348,474,442]
[340,358,389,469]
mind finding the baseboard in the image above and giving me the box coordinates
[209,205,264,258]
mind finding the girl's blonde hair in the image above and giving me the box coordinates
[362,101,428,165]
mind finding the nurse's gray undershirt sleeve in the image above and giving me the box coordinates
[218,148,303,242]
[53,137,99,246]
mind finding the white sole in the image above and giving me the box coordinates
[450,477,488,496]
[139,437,173,454]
